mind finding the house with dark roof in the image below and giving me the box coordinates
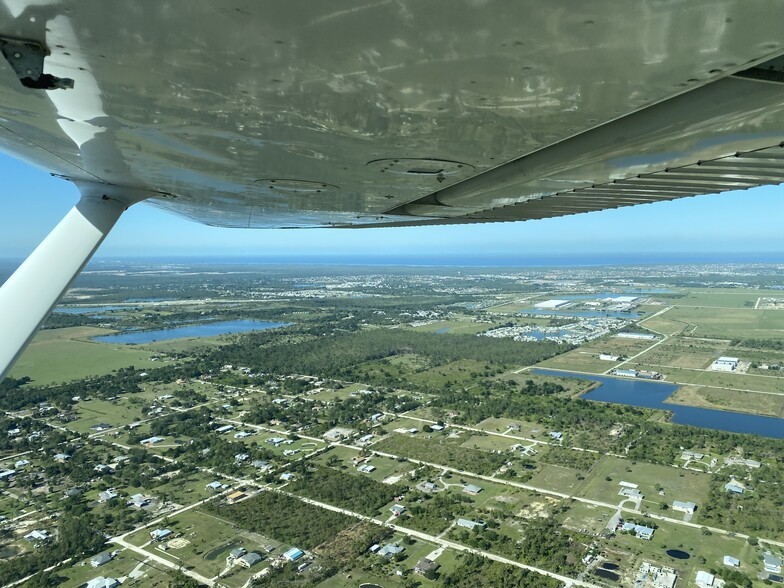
[415,558,440,578]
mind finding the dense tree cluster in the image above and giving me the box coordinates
[0,507,106,585]
[213,329,568,381]
[289,465,396,516]
[450,512,588,575]
[206,491,354,550]
[440,554,559,588]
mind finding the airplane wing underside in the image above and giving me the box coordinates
[0,0,783,229]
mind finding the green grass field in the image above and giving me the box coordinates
[410,319,495,335]
[662,307,784,340]
[667,385,784,417]
[10,326,156,385]
[578,456,711,518]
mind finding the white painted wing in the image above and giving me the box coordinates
[0,1,783,228]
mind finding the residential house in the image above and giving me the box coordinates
[85,577,120,588]
[415,558,440,578]
[24,529,50,544]
[227,491,246,504]
[696,570,717,588]
[764,553,783,574]
[456,518,486,531]
[238,552,263,568]
[128,493,151,508]
[139,436,164,445]
[672,501,697,514]
[98,489,118,502]
[378,543,404,558]
[91,553,113,567]
[149,528,172,541]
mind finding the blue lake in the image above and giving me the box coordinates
[93,319,289,344]
[435,328,451,333]
[55,306,134,314]
[532,369,784,439]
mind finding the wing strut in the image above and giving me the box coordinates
[0,182,147,380]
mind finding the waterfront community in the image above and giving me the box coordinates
[1,260,783,588]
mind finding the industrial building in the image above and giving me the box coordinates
[710,357,740,372]
[534,299,571,309]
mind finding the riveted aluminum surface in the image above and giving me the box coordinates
[0,2,783,227]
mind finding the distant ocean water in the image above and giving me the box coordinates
[2,252,783,281]
[94,251,784,268]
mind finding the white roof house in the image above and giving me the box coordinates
[456,518,486,530]
[696,571,717,588]
[672,500,696,514]
[723,555,740,567]
[764,553,783,573]
[85,577,119,588]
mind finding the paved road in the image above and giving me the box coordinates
[112,536,214,586]
[278,489,603,588]
[366,447,784,549]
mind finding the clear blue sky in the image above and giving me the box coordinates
[1,151,782,263]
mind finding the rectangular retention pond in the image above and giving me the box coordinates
[532,368,784,439]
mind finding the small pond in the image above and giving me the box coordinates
[666,549,690,560]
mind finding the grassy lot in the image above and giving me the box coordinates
[9,327,155,385]
[667,385,784,417]
[537,334,663,374]
[61,398,150,435]
[317,534,451,588]
[630,363,784,394]
[527,464,586,495]
[473,417,551,440]
[662,307,784,340]
[58,549,172,588]
[560,501,613,535]
[639,315,691,337]
[537,350,614,374]
[604,517,768,587]
[458,433,519,453]
[125,507,269,586]
[406,360,494,389]
[634,338,731,369]
[410,319,495,335]
[313,449,416,485]
[373,433,506,475]
[676,289,784,309]
[578,456,711,518]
